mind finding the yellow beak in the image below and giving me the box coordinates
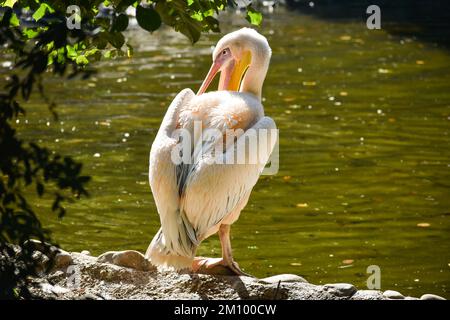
[197,50,252,95]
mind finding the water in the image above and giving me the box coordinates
[4,7,450,298]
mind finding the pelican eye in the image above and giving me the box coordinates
[222,49,228,55]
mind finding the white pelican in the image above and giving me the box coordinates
[146,28,277,276]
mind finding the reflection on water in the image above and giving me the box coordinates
[3,7,450,298]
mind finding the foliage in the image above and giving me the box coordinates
[0,0,262,299]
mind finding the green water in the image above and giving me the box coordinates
[5,8,450,298]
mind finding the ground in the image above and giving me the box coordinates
[24,247,446,300]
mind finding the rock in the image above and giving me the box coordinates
[97,250,155,272]
[53,251,73,270]
[351,290,385,300]
[323,283,357,297]
[405,296,419,300]
[32,250,50,273]
[81,250,91,256]
[77,293,103,300]
[420,294,446,300]
[259,274,308,284]
[39,283,70,296]
[25,250,443,300]
[25,239,73,272]
[25,239,57,253]
[383,290,404,299]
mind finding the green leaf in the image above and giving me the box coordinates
[180,19,202,44]
[136,5,161,32]
[4,0,18,8]
[10,12,19,27]
[75,55,89,65]
[93,33,109,50]
[246,6,262,26]
[104,50,112,59]
[32,3,54,22]
[85,48,99,57]
[23,28,39,39]
[108,32,125,48]
[112,13,129,32]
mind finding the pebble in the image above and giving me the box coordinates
[383,290,405,299]
[81,250,91,256]
[420,294,446,300]
[324,283,357,297]
[259,274,308,284]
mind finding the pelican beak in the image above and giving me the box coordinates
[220,50,251,92]
[197,61,221,95]
[197,50,252,95]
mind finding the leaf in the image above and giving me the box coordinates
[66,45,77,59]
[108,32,125,48]
[4,0,18,8]
[32,3,54,22]
[75,55,89,65]
[136,5,161,32]
[112,13,129,32]
[23,28,39,39]
[204,16,220,33]
[9,12,19,27]
[180,19,202,43]
[246,6,262,26]
[104,50,112,58]
[93,33,109,50]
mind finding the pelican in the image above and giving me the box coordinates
[145,28,277,276]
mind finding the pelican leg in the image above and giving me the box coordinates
[192,225,252,277]
[218,224,252,277]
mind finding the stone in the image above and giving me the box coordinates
[351,290,384,300]
[53,251,73,270]
[81,250,91,256]
[97,250,155,271]
[420,294,446,300]
[323,283,357,297]
[383,290,404,299]
[32,250,50,272]
[259,274,308,284]
[39,283,70,296]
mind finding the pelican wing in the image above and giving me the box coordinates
[180,116,277,240]
[149,88,198,259]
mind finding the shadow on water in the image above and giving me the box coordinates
[285,0,450,49]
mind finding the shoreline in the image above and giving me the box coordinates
[26,247,446,300]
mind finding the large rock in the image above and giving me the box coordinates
[420,294,446,300]
[97,250,155,272]
[383,290,404,299]
[259,274,308,284]
[52,251,73,270]
[351,290,385,300]
[323,283,357,297]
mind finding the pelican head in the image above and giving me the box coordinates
[197,28,272,100]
